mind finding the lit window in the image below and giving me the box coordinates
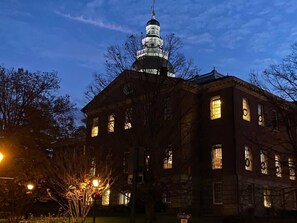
[258,104,265,126]
[124,108,132,130]
[164,97,172,120]
[245,146,253,171]
[213,182,223,204]
[107,114,115,133]
[272,110,279,130]
[211,144,222,169]
[210,96,221,120]
[263,188,271,208]
[288,158,296,180]
[275,154,282,178]
[119,192,130,205]
[242,98,251,121]
[91,117,99,137]
[163,146,173,169]
[102,189,110,206]
[260,151,268,175]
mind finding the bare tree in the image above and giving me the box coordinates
[250,42,297,156]
[42,142,114,223]
[242,43,297,216]
[0,66,78,220]
[251,43,297,102]
[83,69,196,223]
[83,20,199,221]
[84,34,198,101]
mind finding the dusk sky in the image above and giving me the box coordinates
[1,0,296,108]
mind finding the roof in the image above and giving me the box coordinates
[81,70,181,114]
[131,56,174,74]
[190,68,226,84]
[146,18,160,26]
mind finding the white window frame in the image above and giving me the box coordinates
[102,189,110,206]
[245,146,253,171]
[124,108,132,130]
[213,182,223,205]
[275,154,282,178]
[211,144,222,170]
[260,150,269,175]
[163,146,173,169]
[258,104,265,126]
[210,96,221,120]
[242,98,251,121]
[288,158,296,181]
[119,192,130,205]
[263,188,272,208]
[107,114,115,133]
[91,117,99,137]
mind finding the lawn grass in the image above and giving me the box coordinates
[84,215,297,223]
[84,215,179,223]
[2,215,297,223]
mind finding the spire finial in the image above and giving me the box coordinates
[151,0,156,18]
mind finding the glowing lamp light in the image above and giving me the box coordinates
[0,152,4,163]
[27,183,35,191]
[92,179,99,188]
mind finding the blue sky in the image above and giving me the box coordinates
[0,0,296,108]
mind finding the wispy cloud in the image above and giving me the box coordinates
[252,58,278,72]
[55,11,132,34]
[186,33,214,45]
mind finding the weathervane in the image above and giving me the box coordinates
[151,0,156,18]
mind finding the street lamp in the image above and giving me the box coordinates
[92,179,100,223]
[26,183,35,194]
[92,179,99,187]
[0,152,4,163]
[27,183,34,191]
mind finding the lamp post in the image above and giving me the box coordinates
[92,179,100,223]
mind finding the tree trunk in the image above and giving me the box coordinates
[145,198,156,223]
[72,217,85,223]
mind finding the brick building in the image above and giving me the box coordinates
[82,9,297,217]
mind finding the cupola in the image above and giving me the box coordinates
[131,2,174,77]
